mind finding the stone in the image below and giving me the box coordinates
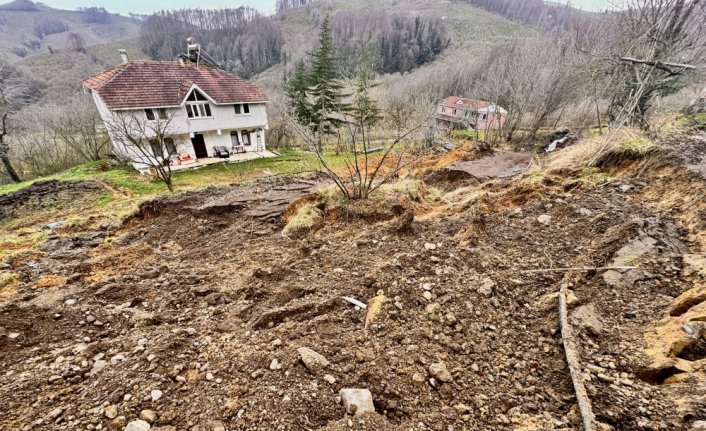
[619,184,632,193]
[364,295,386,329]
[323,374,336,384]
[139,410,157,424]
[429,362,453,383]
[422,291,432,301]
[578,208,593,217]
[571,304,604,336]
[269,359,280,371]
[48,407,63,419]
[691,420,706,430]
[477,278,495,297]
[537,214,552,226]
[8,332,20,340]
[210,421,226,431]
[124,420,151,431]
[339,388,375,416]
[150,390,163,402]
[424,242,437,251]
[297,347,329,372]
[425,303,441,314]
[48,375,63,383]
[412,372,426,385]
[64,299,77,306]
[104,405,118,419]
[471,363,480,373]
[92,360,107,375]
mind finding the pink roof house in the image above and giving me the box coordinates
[435,96,507,131]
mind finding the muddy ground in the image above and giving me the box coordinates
[1,129,706,431]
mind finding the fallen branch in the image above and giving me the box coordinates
[522,266,636,273]
[559,283,595,431]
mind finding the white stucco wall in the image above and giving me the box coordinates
[89,89,269,170]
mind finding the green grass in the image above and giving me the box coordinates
[0,149,348,197]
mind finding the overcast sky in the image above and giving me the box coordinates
[41,0,613,16]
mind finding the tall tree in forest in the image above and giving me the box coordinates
[351,48,382,138]
[284,59,313,127]
[307,15,350,150]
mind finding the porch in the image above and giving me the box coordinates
[168,150,279,172]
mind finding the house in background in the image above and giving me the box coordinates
[81,41,272,171]
[434,96,507,132]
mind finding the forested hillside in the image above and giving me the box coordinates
[0,0,140,62]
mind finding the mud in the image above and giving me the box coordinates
[1,130,706,431]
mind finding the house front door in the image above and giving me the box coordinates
[191,134,208,158]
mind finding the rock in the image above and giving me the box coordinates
[150,390,163,402]
[209,421,226,431]
[105,405,118,419]
[537,214,552,226]
[48,407,63,419]
[323,374,336,384]
[578,208,593,217]
[339,388,375,416]
[86,315,96,324]
[424,242,437,251]
[8,332,20,340]
[412,372,426,385]
[422,291,432,301]
[691,420,706,430]
[619,184,632,193]
[269,359,280,371]
[297,347,330,372]
[139,410,157,424]
[92,360,107,375]
[471,363,480,373]
[364,295,386,329]
[48,375,63,383]
[571,304,604,336]
[429,362,453,383]
[477,278,495,297]
[124,419,151,431]
[425,303,441,314]
[64,299,77,306]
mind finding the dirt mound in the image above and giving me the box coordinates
[2,133,706,430]
[0,180,107,224]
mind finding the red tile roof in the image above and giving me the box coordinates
[439,96,491,111]
[82,61,268,109]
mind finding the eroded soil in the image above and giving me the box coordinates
[1,130,706,431]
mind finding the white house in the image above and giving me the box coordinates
[81,47,271,171]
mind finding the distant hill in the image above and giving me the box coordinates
[0,0,140,62]
[255,0,538,103]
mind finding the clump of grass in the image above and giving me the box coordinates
[282,202,323,237]
[565,167,612,188]
[523,166,548,184]
[612,135,654,156]
[377,178,440,202]
[0,272,18,290]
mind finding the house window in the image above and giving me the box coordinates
[145,109,155,121]
[234,103,251,115]
[230,131,240,146]
[480,113,488,121]
[452,108,457,116]
[157,108,168,120]
[242,131,250,146]
[186,89,212,119]
[165,138,176,155]
[149,139,161,158]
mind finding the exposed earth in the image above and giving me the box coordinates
[1,128,706,431]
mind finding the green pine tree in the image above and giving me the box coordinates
[284,59,313,127]
[307,15,350,150]
[351,47,382,137]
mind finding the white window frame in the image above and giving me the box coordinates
[186,102,212,119]
[234,103,252,116]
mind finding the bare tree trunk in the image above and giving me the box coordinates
[0,115,21,183]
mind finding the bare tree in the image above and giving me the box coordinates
[0,64,33,183]
[104,111,178,192]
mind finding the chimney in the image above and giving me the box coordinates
[117,49,128,64]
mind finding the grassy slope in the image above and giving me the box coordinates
[0,3,140,62]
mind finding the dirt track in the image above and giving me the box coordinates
[1,130,706,431]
